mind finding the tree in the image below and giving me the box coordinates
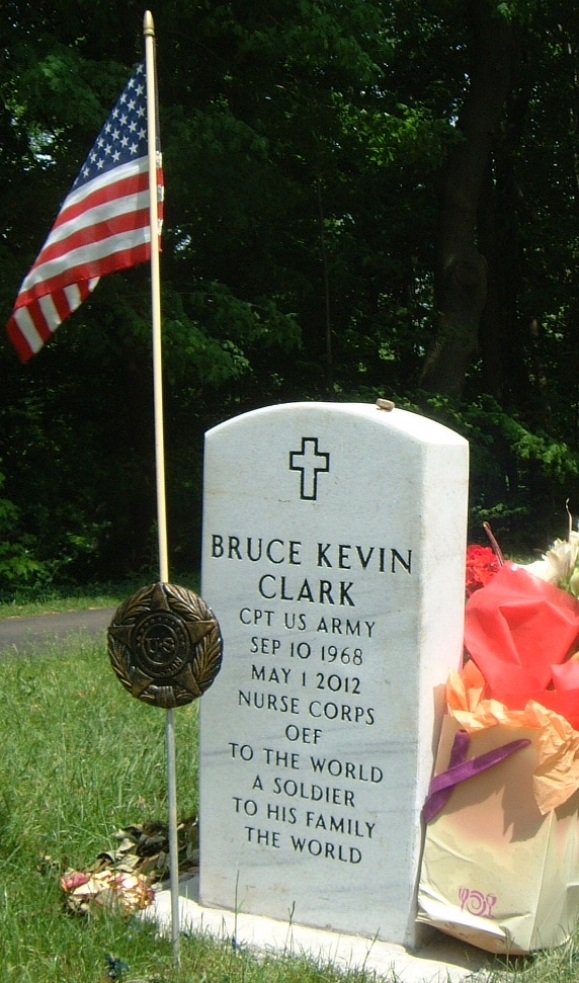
[419,0,521,398]
[3,0,579,585]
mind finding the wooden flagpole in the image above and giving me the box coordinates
[143,11,181,965]
[143,12,167,580]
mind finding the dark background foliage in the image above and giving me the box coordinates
[2,0,579,591]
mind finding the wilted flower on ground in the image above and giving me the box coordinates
[60,870,90,892]
[61,868,155,915]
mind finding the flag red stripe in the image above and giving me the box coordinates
[52,285,78,323]
[23,205,150,278]
[15,170,162,305]
[15,239,151,310]
[8,279,101,362]
[7,317,34,362]
[53,169,149,231]
[31,299,57,343]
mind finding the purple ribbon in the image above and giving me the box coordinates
[422,730,532,824]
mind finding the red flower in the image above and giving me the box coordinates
[466,545,500,597]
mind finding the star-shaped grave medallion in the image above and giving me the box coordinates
[108,582,223,708]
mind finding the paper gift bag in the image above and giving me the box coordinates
[417,715,579,954]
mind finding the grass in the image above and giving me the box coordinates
[1,615,578,981]
[0,635,198,981]
[0,573,200,619]
[0,590,125,618]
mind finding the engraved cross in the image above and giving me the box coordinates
[289,437,330,501]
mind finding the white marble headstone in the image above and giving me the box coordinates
[199,402,469,947]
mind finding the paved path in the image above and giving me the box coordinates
[0,608,116,657]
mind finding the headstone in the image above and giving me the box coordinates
[199,401,469,947]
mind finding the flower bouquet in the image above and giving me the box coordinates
[417,527,579,954]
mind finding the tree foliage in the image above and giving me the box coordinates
[2,0,579,589]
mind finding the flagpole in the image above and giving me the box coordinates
[143,11,168,584]
[144,11,181,966]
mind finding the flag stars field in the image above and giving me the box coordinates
[73,66,149,190]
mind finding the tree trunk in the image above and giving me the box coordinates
[479,73,531,400]
[420,0,520,398]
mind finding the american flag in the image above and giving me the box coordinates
[7,62,164,362]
